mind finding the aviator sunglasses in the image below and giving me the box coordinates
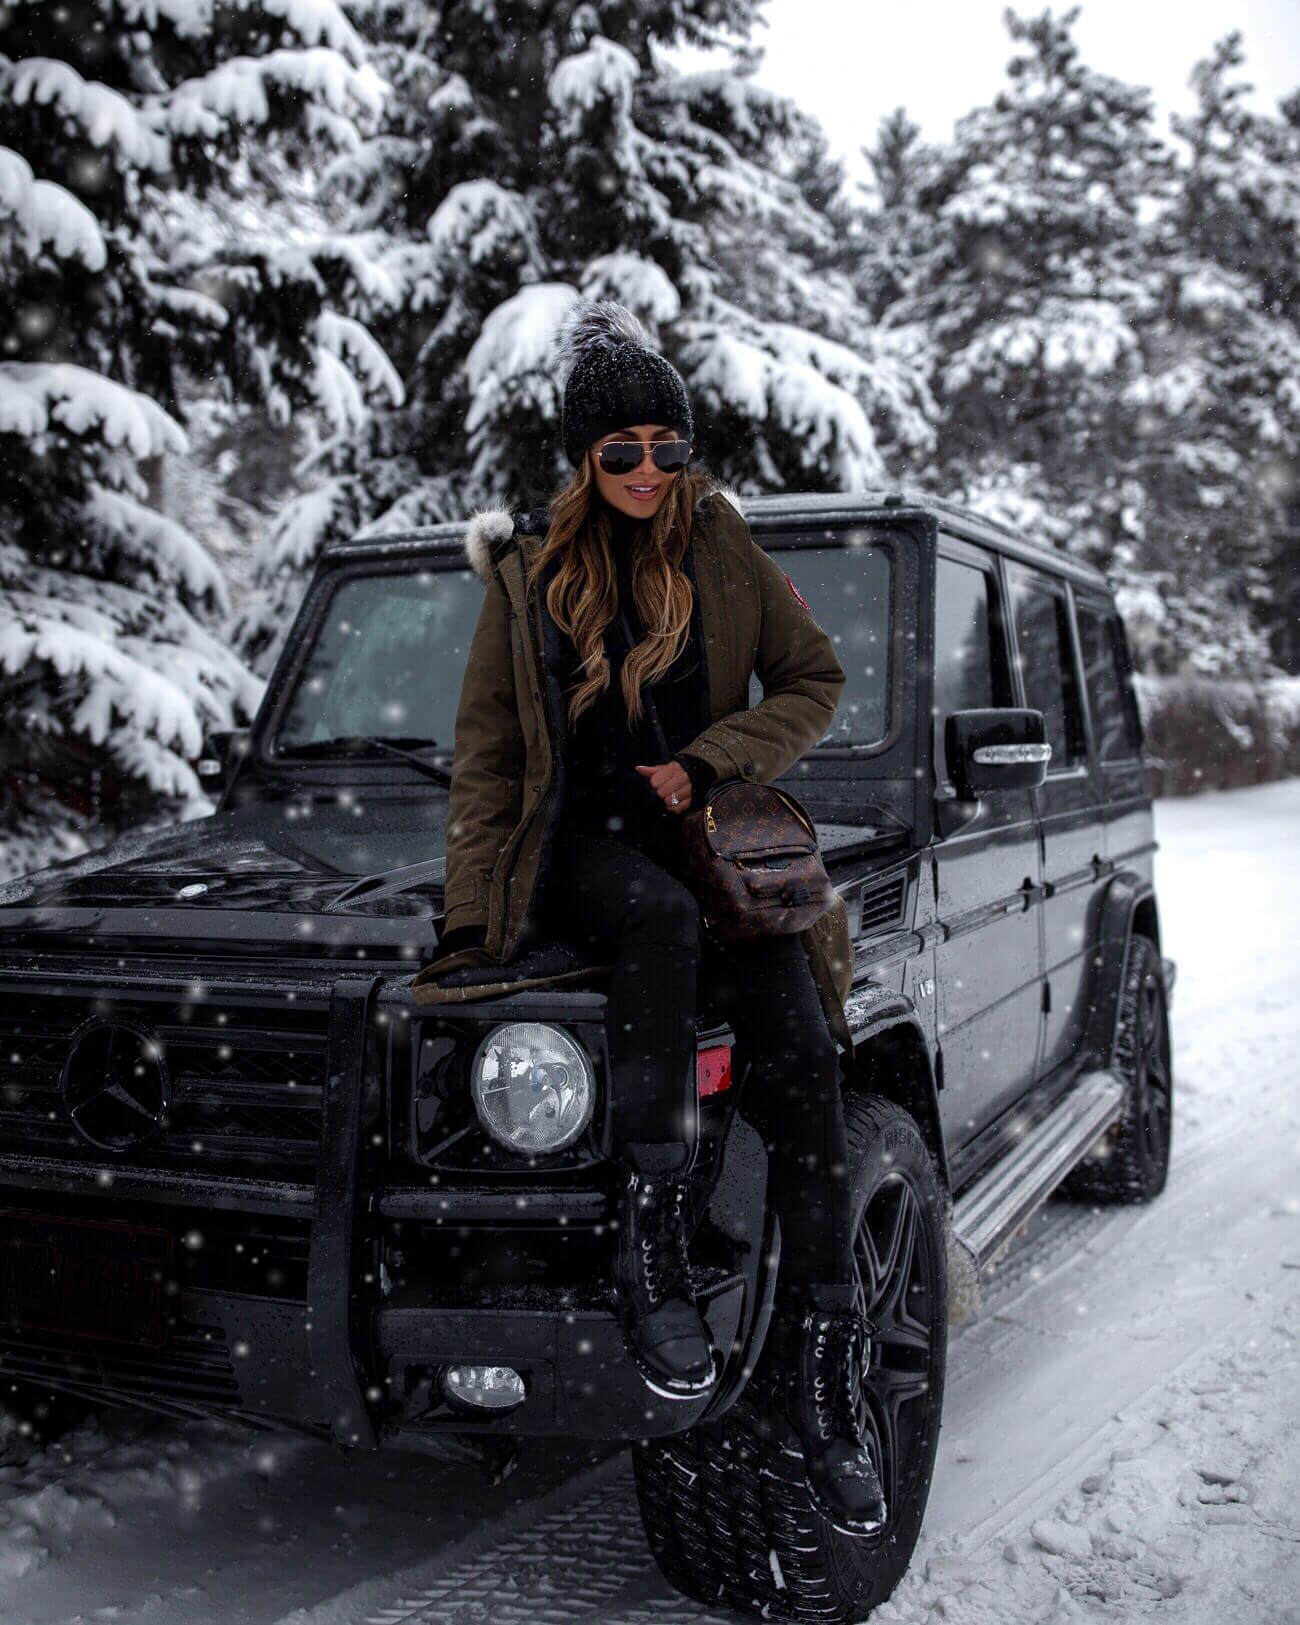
[596,438,692,476]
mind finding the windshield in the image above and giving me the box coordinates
[271,565,483,757]
[271,538,893,762]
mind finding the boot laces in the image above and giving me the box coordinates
[633,1176,690,1308]
[809,1310,867,1446]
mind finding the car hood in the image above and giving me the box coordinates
[0,798,906,954]
[0,795,449,920]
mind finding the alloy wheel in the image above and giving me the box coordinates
[852,1172,936,1523]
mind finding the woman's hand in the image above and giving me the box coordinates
[635,760,692,813]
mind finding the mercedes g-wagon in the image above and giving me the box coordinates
[0,491,1174,1622]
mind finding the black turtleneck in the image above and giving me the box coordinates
[556,504,716,851]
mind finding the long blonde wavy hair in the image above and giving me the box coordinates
[526,459,717,728]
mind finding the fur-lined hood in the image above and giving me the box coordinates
[462,484,746,583]
[462,503,546,583]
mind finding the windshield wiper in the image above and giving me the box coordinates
[275,735,454,789]
[323,857,447,912]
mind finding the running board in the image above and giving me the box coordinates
[951,1071,1125,1272]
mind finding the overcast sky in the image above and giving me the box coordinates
[670,0,1299,187]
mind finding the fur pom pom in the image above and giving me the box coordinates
[552,298,650,388]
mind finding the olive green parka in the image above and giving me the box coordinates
[410,482,856,1052]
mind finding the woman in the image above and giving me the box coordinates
[420,300,884,1536]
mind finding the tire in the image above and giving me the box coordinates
[632,1096,948,1622]
[1063,934,1173,1204]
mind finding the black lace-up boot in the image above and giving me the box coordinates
[613,1164,717,1400]
[767,1286,887,1536]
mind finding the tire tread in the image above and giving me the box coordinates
[1062,935,1172,1205]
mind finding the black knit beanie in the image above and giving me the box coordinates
[556,298,693,468]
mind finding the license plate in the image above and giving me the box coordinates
[0,1210,173,1349]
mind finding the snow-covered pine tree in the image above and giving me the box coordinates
[1130,33,1300,674]
[0,0,401,876]
[1176,34,1299,328]
[856,107,938,322]
[875,8,1296,677]
[880,4,1171,567]
[238,0,934,670]
[644,40,936,488]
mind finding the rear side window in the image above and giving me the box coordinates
[1007,567,1086,772]
[1076,600,1142,760]
[933,556,999,788]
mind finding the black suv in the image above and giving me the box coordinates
[0,493,1174,1622]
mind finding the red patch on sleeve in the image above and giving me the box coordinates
[785,573,809,609]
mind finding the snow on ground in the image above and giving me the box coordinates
[1,778,1297,1624]
[0,1409,599,1623]
[0,1412,256,1588]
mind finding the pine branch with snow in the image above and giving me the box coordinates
[0,0,399,873]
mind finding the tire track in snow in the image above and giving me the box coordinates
[288,1454,758,1625]
[933,1084,1290,1557]
[949,1302,1276,1558]
[272,1452,685,1625]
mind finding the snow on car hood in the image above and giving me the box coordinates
[0,796,449,919]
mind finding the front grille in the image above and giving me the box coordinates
[1,1191,312,1302]
[859,874,907,933]
[0,986,328,1177]
[0,1317,240,1410]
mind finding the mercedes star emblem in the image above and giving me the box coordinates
[61,1017,172,1153]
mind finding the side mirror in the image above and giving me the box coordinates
[946,709,1051,799]
[197,728,251,795]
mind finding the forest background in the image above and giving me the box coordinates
[1,0,1296,879]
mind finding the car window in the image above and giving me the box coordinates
[749,540,894,748]
[272,567,483,754]
[1076,599,1141,761]
[933,556,998,788]
[1007,567,1086,772]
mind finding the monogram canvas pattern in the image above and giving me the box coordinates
[679,778,834,940]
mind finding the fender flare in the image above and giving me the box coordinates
[1083,871,1162,1068]
[844,985,949,1192]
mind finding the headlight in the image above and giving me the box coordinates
[469,1023,595,1154]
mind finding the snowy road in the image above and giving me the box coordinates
[2,780,1297,1624]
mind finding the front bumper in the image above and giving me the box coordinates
[0,974,775,1445]
[0,1250,764,1441]
[375,1262,757,1440]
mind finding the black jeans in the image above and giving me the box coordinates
[543,826,854,1293]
